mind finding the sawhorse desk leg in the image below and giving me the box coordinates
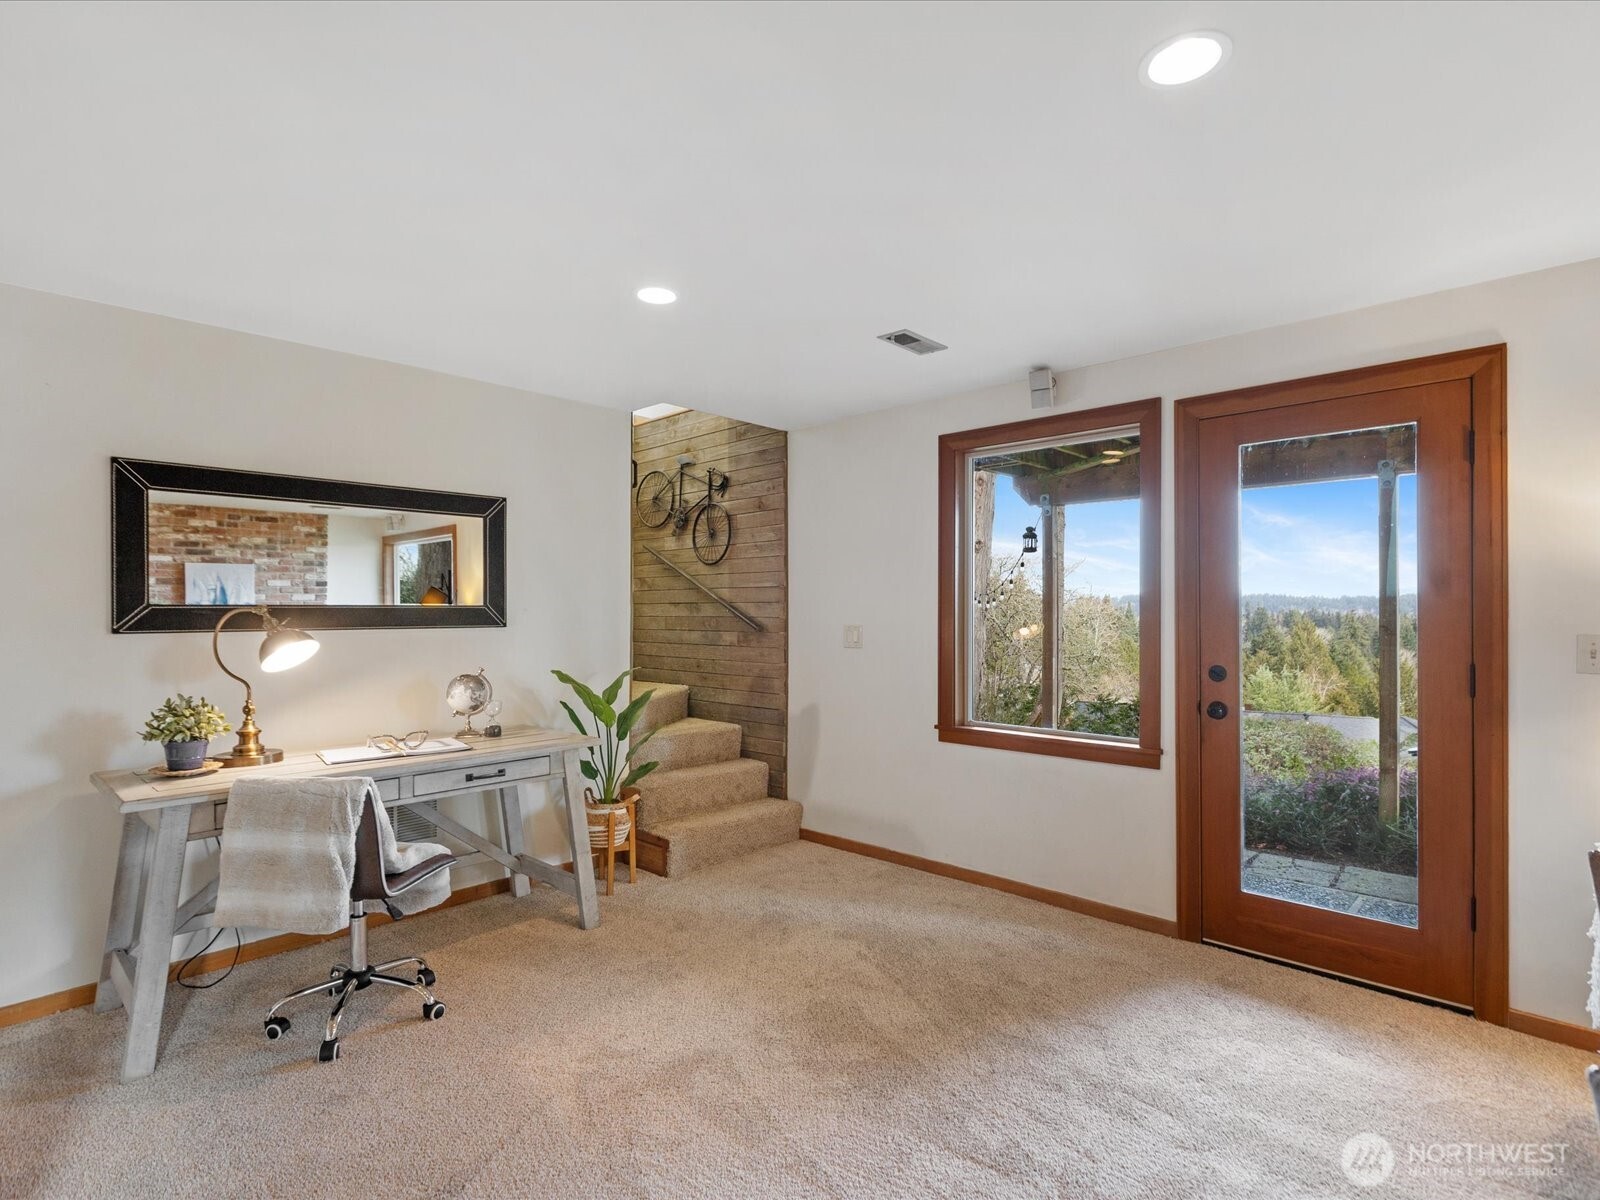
[96,814,148,1013]
[99,807,188,1081]
[562,748,601,930]
[497,786,532,899]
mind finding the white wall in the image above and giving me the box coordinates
[325,513,386,604]
[791,255,1600,1028]
[0,283,630,1009]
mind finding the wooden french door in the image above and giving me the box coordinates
[1194,379,1476,1006]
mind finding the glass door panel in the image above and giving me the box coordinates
[1235,423,1419,928]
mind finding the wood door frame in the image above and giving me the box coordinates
[1173,345,1508,1023]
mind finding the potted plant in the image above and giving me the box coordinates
[552,668,661,851]
[141,693,232,772]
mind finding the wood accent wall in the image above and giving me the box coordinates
[632,410,787,797]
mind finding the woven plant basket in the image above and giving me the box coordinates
[584,788,635,850]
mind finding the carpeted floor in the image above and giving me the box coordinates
[1,840,1595,1199]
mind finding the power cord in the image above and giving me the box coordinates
[176,837,242,990]
[175,924,241,989]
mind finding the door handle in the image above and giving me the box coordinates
[1206,701,1229,720]
[466,768,507,782]
[1208,664,1228,682]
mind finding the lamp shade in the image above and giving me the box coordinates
[259,626,320,673]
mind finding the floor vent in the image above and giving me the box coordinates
[877,328,948,355]
[393,800,445,845]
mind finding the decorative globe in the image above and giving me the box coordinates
[446,670,493,722]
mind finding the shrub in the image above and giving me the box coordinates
[1242,717,1375,784]
[1243,766,1417,875]
[1064,695,1140,739]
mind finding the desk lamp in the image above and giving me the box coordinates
[212,605,320,768]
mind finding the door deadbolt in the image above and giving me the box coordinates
[1206,700,1229,720]
[1208,664,1228,682]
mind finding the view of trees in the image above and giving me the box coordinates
[973,564,1140,735]
[1240,603,1417,719]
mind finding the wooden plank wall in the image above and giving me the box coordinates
[631,410,788,797]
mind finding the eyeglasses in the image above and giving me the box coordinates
[367,731,430,755]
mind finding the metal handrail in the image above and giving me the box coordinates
[641,545,764,632]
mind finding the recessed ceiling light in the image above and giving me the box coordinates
[636,286,677,305]
[1140,31,1230,87]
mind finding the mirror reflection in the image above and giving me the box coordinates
[146,491,486,608]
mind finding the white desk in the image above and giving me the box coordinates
[91,726,600,1081]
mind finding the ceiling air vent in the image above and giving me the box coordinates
[877,328,948,356]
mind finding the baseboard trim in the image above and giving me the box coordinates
[0,877,513,1031]
[1507,1009,1600,1052]
[799,828,1181,938]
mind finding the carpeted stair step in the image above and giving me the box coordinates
[633,758,770,826]
[644,717,743,772]
[630,680,689,737]
[636,798,803,877]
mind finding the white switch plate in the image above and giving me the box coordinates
[844,625,863,650]
[1580,635,1600,674]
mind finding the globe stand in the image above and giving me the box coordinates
[446,668,494,741]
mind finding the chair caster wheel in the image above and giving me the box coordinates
[423,1001,446,1021]
[264,1016,290,1040]
[417,967,436,988]
[318,1039,340,1063]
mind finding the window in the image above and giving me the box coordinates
[938,398,1162,767]
[382,526,457,606]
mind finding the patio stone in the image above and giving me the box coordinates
[1338,865,1418,904]
[1242,872,1364,913]
[1245,851,1339,886]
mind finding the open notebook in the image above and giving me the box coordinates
[317,738,471,766]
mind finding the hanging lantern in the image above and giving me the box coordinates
[1022,525,1039,554]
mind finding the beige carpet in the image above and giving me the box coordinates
[1,840,1595,1199]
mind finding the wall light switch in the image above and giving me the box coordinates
[844,625,863,650]
[1579,635,1600,674]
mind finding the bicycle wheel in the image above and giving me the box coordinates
[635,471,675,528]
[692,502,732,565]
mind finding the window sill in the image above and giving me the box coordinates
[936,724,1163,769]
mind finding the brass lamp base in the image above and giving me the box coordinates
[218,747,284,769]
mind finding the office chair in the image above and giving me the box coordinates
[262,793,454,1062]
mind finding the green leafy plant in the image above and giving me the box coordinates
[140,694,231,744]
[1244,766,1418,874]
[552,669,659,802]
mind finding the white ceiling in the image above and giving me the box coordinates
[3,2,1598,430]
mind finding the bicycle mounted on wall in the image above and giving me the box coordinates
[635,455,734,564]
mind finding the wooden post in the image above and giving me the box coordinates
[971,469,996,715]
[1039,496,1062,728]
[1377,460,1399,824]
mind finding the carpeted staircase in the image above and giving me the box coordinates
[628,680,801,877]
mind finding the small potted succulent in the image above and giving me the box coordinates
[552,668,660,851]
[141,693,232,772]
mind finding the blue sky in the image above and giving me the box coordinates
[990,472,1417,599]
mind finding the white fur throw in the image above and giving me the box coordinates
[1590,876,1600,1029]
[213,776,451,935]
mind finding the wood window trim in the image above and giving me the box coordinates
[1172,345,1509,1024]
[381,524,460,605]
[937,397,1163,768]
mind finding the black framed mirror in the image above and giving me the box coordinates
[111,458,507,632]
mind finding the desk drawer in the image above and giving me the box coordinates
[205,776,401,835]
[412,755,549,798]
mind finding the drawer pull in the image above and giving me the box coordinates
[466,768,507,783]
